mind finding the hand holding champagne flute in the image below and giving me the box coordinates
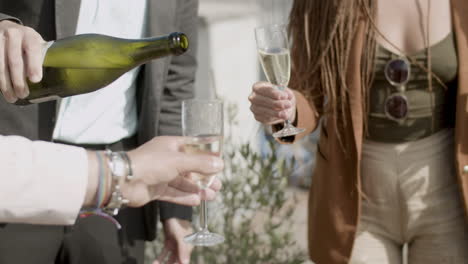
[182,99,224,246]
[254,24,305,138]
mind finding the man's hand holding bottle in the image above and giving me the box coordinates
[0,19,189,105]
[0,20,45,103]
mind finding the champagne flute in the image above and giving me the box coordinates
[182,99,225,246]
[255,24,305,138]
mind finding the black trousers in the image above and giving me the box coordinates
[0,136,148,264]
[0,210,144,264]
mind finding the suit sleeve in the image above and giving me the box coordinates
[157,0,199,221]
[157,0,198,136]
[0,13,21,24]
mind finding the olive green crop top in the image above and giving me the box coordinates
[366,32,458,143]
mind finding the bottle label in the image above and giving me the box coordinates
[29,95,61,104]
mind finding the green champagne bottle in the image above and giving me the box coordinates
[15,32,188,105]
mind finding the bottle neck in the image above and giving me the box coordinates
[132,32,188,63]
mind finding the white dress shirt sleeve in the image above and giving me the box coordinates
[0,135,88,225]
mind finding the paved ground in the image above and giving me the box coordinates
[287,187,315,264]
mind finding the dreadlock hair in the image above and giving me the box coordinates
[288,0,376,145]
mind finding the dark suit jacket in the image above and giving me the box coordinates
[0,0,198,241]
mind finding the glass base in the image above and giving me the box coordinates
[272,126,305,138]
[184,229,225,246]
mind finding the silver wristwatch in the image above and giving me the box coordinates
[103,150,132,216]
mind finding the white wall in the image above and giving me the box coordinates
[195,1,261,145]
[195,0,294,146]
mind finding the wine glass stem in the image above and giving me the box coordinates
[277,84,286,91]
[199,199,208,231]
[284,119,293,127]
[276,85,292,127]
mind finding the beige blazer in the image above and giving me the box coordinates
[291,0,468,263]
[0,136,87,225]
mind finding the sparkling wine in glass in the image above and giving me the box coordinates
[182,99,224,246]
[255,24,305,138]
[184,135,222,188]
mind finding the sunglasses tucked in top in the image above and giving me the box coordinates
[366,32,457,143]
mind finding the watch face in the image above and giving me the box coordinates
[111,155,127,178]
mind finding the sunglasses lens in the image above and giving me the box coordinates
[385,59,410,85]
[385,94,408,120]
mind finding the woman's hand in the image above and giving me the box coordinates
[0,20,45,102]
[248,81,297,125]
[123,136,223,207]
